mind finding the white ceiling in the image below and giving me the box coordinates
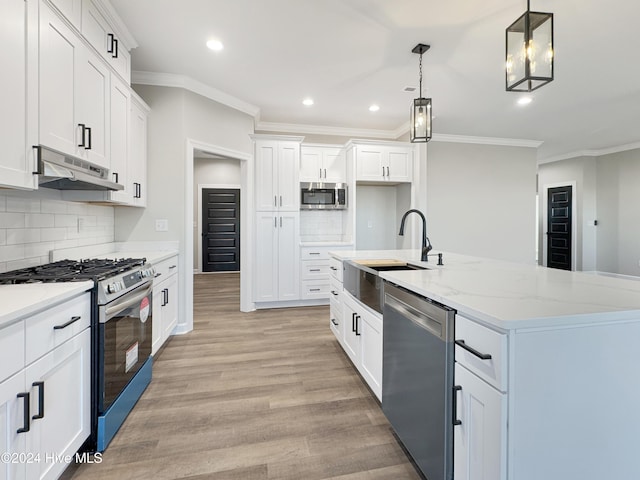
[109,0,640,161]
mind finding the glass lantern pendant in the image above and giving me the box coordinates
[410,44,432,143]
[506,0,554,92]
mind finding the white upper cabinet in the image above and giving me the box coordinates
[47,0,82,28]
[0,0,37,190]
[107,74,130,202]
[353,142,414,183]
[300,146,346,183]
[39,1,111,169]
[81,0,130,83]
[128,95,149,207]
[253,136,303,212]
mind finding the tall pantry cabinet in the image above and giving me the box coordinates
[251,135,304,304]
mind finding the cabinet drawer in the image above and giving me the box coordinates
[154,255,179,281]
[329,276,342,304]
[455,314,508,392]
[301,260,329,280]
[329,257,344,282]
[301,280,330,299]
[0,320,25,383]
[301,246,331,260]
[26,293,91,365]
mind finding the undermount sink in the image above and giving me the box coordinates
[351,259,428,273]
[368,264,427,272]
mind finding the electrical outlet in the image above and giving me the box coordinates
[155,219,169,232]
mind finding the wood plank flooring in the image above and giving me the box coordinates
[62,273,421,480]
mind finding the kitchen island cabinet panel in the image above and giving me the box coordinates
[152,254,179,355]
[454,362,506,480]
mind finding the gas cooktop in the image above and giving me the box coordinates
[0,258,147,284]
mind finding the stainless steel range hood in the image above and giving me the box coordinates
[35,146,123,191]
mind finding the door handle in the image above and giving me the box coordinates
[331,318,338,326]
[113,172,119,184]
[112,38,119,58]
[355,315,361,336]
[16,392,30,433]
[352,312,357,332]
[85,127,92,150]
[453,385,462,426]
[78,123,86,147]
[32,382,45,420]
[386,166,390,177]
[107,33,115,54]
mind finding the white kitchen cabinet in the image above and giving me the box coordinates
[0,370,26,480]
[81,0,130,83]
[107,74,130,203]
[39,1,110,169]
[352,142,413,183]
[252,136,302,212]
[0,0,36,191]
[454,362,507,480]
[300,146,346,183]
[25,329,91,480]
[254,212,299,303]
[341,292,382,400]
[152,255,179,355]
[47,0,82,28]
[0,291,90,480]
[128,94,149,207]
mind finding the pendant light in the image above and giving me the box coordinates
[506,0,554,92]
[410,44,432,143]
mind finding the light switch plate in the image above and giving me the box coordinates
[155,219,169,232]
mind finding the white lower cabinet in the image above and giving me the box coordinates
[454,362,507,480]
[0,292,91,480]
[341,292,382,400]
[152,255,179,355]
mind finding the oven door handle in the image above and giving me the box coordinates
[105,283,153,321]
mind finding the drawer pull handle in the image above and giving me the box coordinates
[453,385,462,426]
[331,318,338,326]
[330,266,337,271]
[331,290,338,296]
[309,252,321,255]
[54,316,81,330]
[32,382,45,420]
[310,288,321,292]
[169,265,177,269]
[455,339,492,360]
[17,393,30,433]
[309,269,321,272]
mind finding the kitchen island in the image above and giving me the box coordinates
[329,249,640,480]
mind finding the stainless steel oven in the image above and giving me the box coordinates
[98,281,152,412]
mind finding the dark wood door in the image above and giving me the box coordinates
[547,185,572,270]
[202,188,240,272]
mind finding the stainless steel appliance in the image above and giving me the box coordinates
[382,281,456,480]
[343,259,424,313]
[300,182,347,210]
[34,145,123,191]
[0,258,155,452]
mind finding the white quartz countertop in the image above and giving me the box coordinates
[0,281,94,328]
[330,249,640,330]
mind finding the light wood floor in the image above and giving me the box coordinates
[63,273,421,480]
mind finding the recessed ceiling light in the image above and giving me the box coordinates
[206,39,224,51]
[518,96,533,105]
[369,104,380,112]
[302,98,314,106]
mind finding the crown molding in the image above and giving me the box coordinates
[255,121,400,140]
[539,141,640,164]
[95,0,138,50]
[131,71,261,118]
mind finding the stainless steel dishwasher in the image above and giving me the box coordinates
[382,281,456,480]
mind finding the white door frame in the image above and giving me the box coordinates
[186,139,255,321]
[197,183,241,273]
[541,181,577,271]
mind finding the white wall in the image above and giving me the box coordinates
[595,149,640,276]
[355,185,412,250]
[426,142,537,264]
[537,156,597,271]
[0,189,114,273]
[115,85,255,331]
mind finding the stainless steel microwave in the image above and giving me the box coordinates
[300,182,347,210]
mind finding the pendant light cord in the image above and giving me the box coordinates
[419,52,423,98]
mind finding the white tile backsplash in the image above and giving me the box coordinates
[300,210,346,242]
[0,189,115,273]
